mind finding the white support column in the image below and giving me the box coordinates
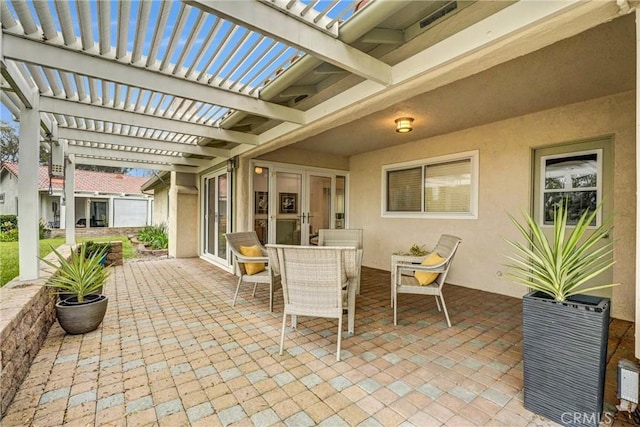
[108,195,115,228]
[635,8,640,358]
[148,198,153,226]
[65,155,76,245]
[85,199,91,229]
[17,99,40,280]
[59,197,66,229]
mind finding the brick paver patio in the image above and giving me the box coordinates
[1,258,635,426]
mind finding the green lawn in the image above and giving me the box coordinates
[0,235,136,287]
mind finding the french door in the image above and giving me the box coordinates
[203,170,230,265]
[252,164,346,246]
[532,137,613,297]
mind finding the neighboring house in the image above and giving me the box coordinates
[0,162,153,229]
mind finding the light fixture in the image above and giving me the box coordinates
[395,117,414,133]
[254,166,263,175]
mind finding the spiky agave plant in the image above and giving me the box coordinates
[505,201,618,301]
[41,244,110,303]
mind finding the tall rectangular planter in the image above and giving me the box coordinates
[522,291,610,427]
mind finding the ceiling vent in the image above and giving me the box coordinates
[420,2,458,29]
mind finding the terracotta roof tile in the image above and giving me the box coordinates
[1,162,148,195]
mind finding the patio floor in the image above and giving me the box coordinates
[1,257,636,426]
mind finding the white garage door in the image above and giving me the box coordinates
[113,199,148,227]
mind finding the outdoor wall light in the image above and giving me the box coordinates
[254,166,263,175]
[395,117,414,133]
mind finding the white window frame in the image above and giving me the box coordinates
[381,150,479,219]
[539,149,602,228]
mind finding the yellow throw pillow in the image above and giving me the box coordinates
[414,252,445,286]
[239,245,266,275]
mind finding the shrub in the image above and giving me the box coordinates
[137,223,168,250]
[79,241,112,261]
[0,215,17,232]
[39,218,51,239]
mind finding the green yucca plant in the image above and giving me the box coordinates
[505,201,618,301]
[41,244,110,303]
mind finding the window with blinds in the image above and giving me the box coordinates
[383,151,478,219]
[387,167,421,212]
[425,159,471,213]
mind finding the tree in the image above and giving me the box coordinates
[0,121,20,163]
[0,121,48,164]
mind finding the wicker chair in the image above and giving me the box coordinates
[317,229,363,294]
[225,231,281,312]
[392,235,462,327]
[267,244,358,361]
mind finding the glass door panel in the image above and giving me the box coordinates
[217,175,228,260]
[203,171,230,264]
[335,176,346,229]
[307,175,332,245]
[253,166,269,245]
[206,178,216,256]
[274,171,302,245]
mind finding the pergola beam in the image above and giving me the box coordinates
[2,34,305,124]
[73,156,199,173]
[58,128,229,159]
[67,145,212,167]
[40,97,259,146]
[186,0,392,86]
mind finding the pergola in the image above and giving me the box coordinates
[2,1,640,356]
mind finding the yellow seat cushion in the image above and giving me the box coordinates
[239,245,266,275]
[414,252,445,285]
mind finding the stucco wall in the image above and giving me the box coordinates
[257,146,350,171]
[169,172,198,258]
[349,91,636,321]
[152,186,169,226]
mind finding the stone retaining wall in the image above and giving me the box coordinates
[0,247,69,416]
[0,243,122,416]
[49,226,144,239]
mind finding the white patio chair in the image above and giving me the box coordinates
[392,234,462,327]
[267,244,358,361]
[225,231,281,312]
[318,229,363,294]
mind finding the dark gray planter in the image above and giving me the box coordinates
[55,294,108,335]
[522,291,610,427]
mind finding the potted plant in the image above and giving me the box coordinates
[42,244,110,335]
[505,201,618,427]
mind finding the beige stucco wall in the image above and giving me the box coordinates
[349,91,636,321]
[169,172,198,258]
[151,184,169,227]
[257,146,350,171]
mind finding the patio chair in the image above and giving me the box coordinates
[392,234,462,327]
[317,229,363,294]
[267,244,358,361]
[225,231,281,312]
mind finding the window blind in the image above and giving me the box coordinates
[387,167,421,212]
[425,159,471,213]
